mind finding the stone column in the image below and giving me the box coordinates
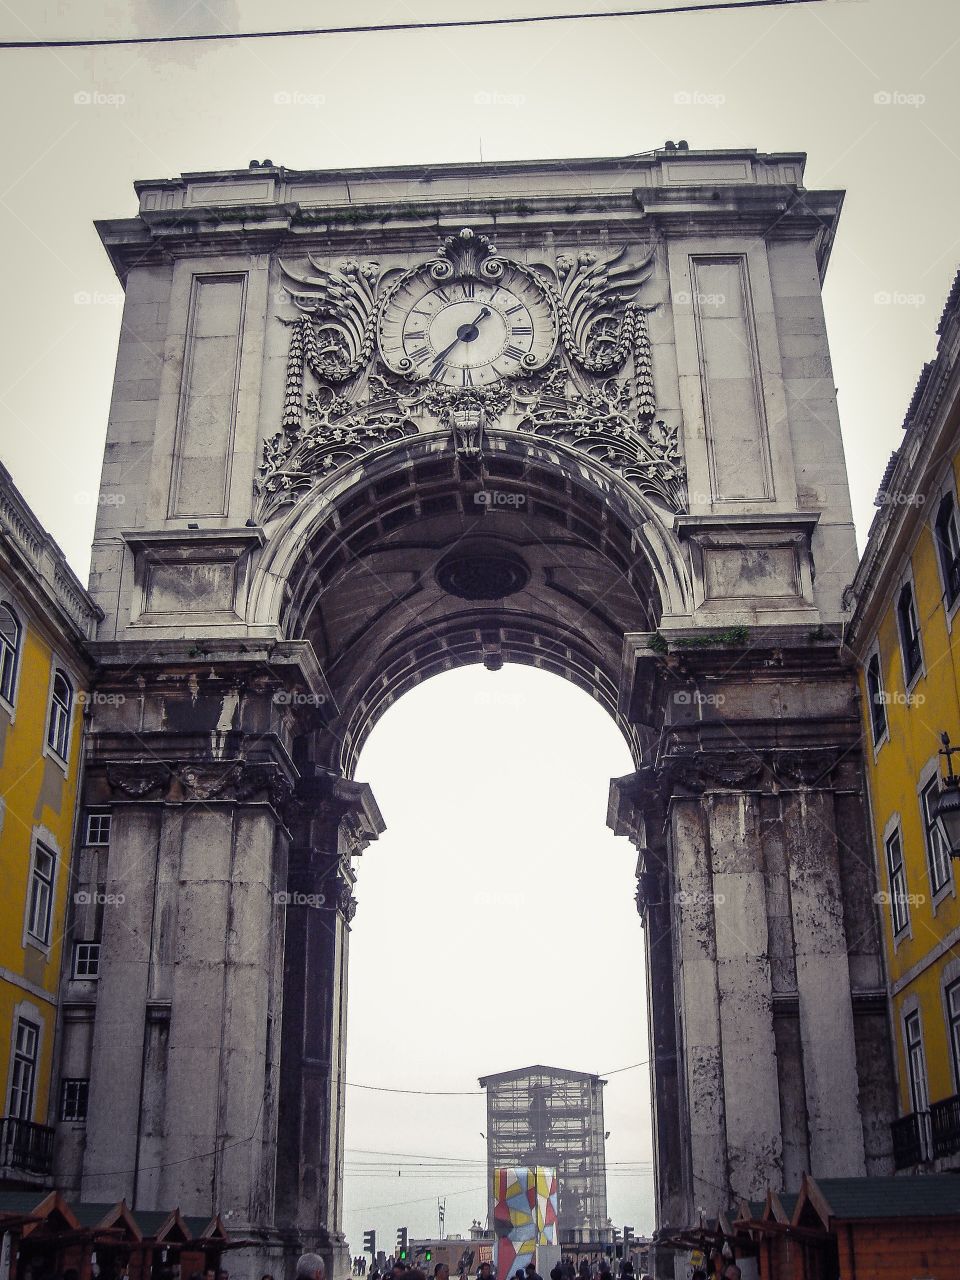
[58,641,327,1260]
[275,770,383,1278]
[608,772,687,1230]
[615,634,894,1229]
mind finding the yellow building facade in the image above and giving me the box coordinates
[0,462,98,1188]
[848,270,960,1170]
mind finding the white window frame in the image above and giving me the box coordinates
[0,599,23,716]
[884,817,912,943]
[5,1003,42,1124]
[45,666,73,765]
[84,812,111,847]
[865,638,889,755]
[72,941,100,980]
[59,1077,89,1123]
[903,1003,930,1120]
[931,473,960,628]
[896,572,925,693]
[23,828,59,955]
[943,963,960,1097]
[917,758,955,906]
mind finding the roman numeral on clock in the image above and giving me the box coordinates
[504,344,526,361]
[405,330,426,342]
[511,325,533,336]
[461,367,474,387]
[505,303,524,316]
[462,280,476,299]
[409,347,431,364]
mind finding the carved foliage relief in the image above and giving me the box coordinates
[257,229,686,517]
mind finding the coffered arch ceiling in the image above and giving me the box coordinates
[265,436,687,774]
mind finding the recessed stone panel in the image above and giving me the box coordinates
[703,544,800,600]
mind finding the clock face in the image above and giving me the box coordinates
[379,265,556,388]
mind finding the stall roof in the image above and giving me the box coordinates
[800,1175,960,1224]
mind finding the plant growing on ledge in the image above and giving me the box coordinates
[649,625,749,653]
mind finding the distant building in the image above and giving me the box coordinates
[478,1065,607,1242]
[0,461,99,1189]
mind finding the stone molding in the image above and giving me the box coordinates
[103,758,295,808]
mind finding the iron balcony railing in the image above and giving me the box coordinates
[892,1110,933,1169]
[0,1115,55,1176]
[931,1094,960,1159]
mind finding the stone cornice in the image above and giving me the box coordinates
[98,149,840,282]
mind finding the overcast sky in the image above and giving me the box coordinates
[0,0,958,1251]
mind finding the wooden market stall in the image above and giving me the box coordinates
[736,1173,960,1280]
[0,1193,241,1280]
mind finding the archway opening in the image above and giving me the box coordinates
[342,663,654,1261]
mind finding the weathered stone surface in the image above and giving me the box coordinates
[56,150,893,1279]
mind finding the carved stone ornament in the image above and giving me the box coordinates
[106,762,171,798]
[658,747,844,794]
[103,759,293,807]
[257,231,686,518]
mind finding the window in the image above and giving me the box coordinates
[947,978,960,1090]
[0,603,22,706]
[46,669,72,759]
[85,812,111,846]
[59,1078,89,1122]
[72,941,100,979]
[26,842,55,945]
[921,776,953,896]
[898,583,923,683]
[936,494,960,608]
[886,826,910,935]
[905,1009,930,1117]
[8,1017,39,1120]
[866,652,887,744]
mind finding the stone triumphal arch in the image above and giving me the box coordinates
[57,150,895,1273]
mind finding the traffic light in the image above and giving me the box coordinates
[425,1252,432,1264]
[623,1227,634,1249]
[397,1227,408,1259]
[364,1230,377,1257]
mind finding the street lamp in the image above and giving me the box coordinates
[933,732,960,858]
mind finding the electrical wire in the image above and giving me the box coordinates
[346,1059,649,1096]
[0,1,831,51]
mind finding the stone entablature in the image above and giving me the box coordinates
[0,461,102,641]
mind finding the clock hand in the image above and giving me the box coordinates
[428,307,492,377]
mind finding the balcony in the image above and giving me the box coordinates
[931,1094,960,1159]
[892,1111,932,1169]
[0,1116,55,1178]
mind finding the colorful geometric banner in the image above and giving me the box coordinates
[492,1166,559,1280]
